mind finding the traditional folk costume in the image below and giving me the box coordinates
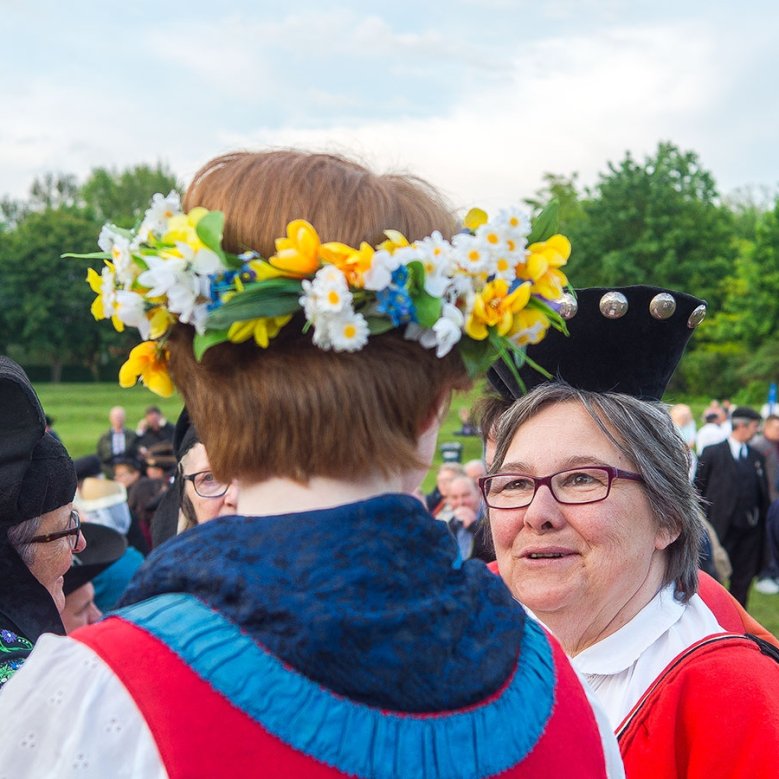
[0,358,77,688]
[0,495,620,777]
[488,286,779,778]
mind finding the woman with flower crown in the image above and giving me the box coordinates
[0,151,622,778]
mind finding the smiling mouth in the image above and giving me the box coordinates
[527,552,566,559]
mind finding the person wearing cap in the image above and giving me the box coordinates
[60,523,126,633]
[0,152,623,777]
[695,405,770,607]
[483,286,779,778]
[0,357,84,687]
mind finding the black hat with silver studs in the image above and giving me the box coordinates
[489,285,707,401]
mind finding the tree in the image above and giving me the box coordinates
[0,207,133,380]
[570,143,736,307]
[80,163,180,227]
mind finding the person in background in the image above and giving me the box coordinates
[751,415,779,594]
[60,523,126,633]
[427,462,466,518]
[0,357,84,687]
[696,406,770,607]
[136,405,176,455]
[696,407,729,455]
[463,458,487,482]
[96,406,138,477]
[446,474,492,562]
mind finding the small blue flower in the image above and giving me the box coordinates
[376,286,416,327]
[0,630,17,644]
[208,271,239,311]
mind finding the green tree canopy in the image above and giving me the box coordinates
[80,163,180,227]
[567,142,735,308]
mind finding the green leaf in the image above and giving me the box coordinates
[527,296,569,335]
[458,336,499,378]
[405,260,442,328]
[527,200,560,244]
[366,316,395,335]
[206,281,302,328]
[196,211,226,257]
[62,251,111,260]
[193,328,230,361]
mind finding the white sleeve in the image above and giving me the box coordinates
[576,669,626,779]
[0,633,167,778]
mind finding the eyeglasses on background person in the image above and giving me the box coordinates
[182,470,229,498]
[479,466,645,509]
[30,510,82,550]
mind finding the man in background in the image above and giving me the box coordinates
[696,406,770,606]
[96,407,138,478]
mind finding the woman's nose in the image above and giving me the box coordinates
[222,481,240,512]
[74,529,87,554]
[521,484,565,532]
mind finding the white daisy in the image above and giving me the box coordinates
[139,191,181,239]
[419,303,464,357]
[363,249,400,291]
[451,233,489,275]
[328,311,369,352]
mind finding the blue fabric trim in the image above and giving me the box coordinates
[116,593,556,779]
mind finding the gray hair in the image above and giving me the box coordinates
[6,515,43,567]
[491,383,704,602]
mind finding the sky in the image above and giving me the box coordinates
[2,0,778,213]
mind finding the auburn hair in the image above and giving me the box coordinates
[170,150,470,484]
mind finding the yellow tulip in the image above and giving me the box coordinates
[270,220,321,277]
[525,234,571,300]
[320,241,374,288]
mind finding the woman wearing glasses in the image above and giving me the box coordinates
[0,357,82,687]
[483,380,779,778]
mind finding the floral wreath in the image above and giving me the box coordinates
[68,192,572,397]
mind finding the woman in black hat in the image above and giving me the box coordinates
[0,357,83,687]
[482,287,779,778]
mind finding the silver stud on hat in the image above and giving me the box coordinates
[687,304,707,328]
[599,291,629,319]
[558,292,578,320]
[649,292,676,320]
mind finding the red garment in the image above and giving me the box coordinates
[616,632,779,778]
[74,615,610,778]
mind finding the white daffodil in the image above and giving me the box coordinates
[98,227,135,286]
[137,256,188,299]
[510,320,547,347]
[114,291,150,340]
[176,241,225,276]
[98,266,118,317]
[419,303,464,357]
[363,248,400,291]
[139,191,181,239]
[328,311,369,352]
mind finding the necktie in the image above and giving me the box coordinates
[740,445,748,460]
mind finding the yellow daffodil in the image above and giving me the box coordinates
[465,279,532,341]
[162,207,210,252]
[227,314,293,348]
[119,341,174,398]
[377,229,410,253]
[463,208,488,231]
[269,220,321,277]
[320,241,375,288]
[86,265,124,332]
[149,307,175,340]
[525,234,571,300]
[509,307,551,346]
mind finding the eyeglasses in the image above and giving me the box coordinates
[30,509,82,550]
[479,466,644,509]
[182,470,229,498]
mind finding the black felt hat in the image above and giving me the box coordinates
[64,522,127,596]
[0,357,76,526]
[488,285,707,402]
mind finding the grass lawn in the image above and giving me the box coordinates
[32,381,778,633]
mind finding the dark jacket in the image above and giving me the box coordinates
[695,440,770,539]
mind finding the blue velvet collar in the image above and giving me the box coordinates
[119,493,525,712]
